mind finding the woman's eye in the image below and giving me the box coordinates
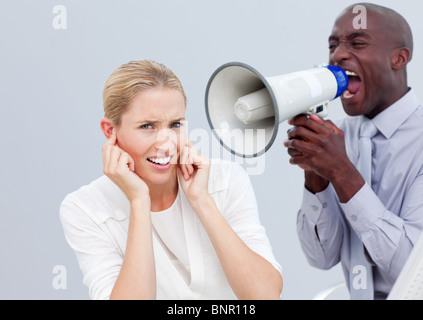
[140,124,153,129]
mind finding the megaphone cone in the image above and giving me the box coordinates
[205,62,348,158]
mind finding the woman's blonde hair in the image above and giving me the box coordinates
[103,59,187,126]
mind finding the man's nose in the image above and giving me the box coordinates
[330,42,351,65]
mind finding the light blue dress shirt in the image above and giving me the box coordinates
[297,89,423,299]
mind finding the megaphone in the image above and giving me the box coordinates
[205,62,348,158]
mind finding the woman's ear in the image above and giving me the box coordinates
[100,118,115,139]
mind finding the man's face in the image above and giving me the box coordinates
[329,10,396,118]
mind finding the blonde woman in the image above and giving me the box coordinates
[60,60,282,300]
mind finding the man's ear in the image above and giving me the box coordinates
[391,47,411,70]
[100,118,115,139]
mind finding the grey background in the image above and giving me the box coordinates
[0,0,421,300]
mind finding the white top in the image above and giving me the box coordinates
[60,159,281,300]
[151,192,191,285]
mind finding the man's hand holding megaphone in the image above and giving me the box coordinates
[284,114,365,204]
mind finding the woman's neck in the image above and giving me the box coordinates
[147,175,179,212]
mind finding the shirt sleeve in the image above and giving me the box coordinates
[59,195,123,300]
[296,185,344,270]
[340,170,423,278]
[220,162,282,274]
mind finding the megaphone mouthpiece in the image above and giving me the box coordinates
[234,88,275,124]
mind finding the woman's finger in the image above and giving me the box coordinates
[106,128,117,146]
[118,151,135,173]
[181,142,196,179]
[178,144,189,179]
[127,153,135,172]
[102,144,115,173]
[188,150,195,175]
[109,146,122,173]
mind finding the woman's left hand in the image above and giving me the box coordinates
[177,141,211,204]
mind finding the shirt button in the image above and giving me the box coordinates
[322,202,328,209]
[312,205,319,212]
[351,215,358,222]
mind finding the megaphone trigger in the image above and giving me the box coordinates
[307,101,329,119]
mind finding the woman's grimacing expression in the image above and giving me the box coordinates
[113,87,187,187]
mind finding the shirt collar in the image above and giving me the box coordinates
[371,88,420,139]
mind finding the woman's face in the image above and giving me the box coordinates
[116,87,187,187]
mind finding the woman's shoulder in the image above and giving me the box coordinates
[208,159,248,193]
[60,175,128,225]
[210,159,246,174]
[62,175,113,203]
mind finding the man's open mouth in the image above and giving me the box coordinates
[343,70,362,99]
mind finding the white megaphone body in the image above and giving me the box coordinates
[205,62,348,158]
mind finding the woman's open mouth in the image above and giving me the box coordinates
[147,156,172,170]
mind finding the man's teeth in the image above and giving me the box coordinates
[345,70,358,77]
[343,90,355,99]
[148,157,171,165]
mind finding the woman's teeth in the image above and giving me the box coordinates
[345,70,358,77]
[148,157,171,165]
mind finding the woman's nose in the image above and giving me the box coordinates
[154,129,177,152]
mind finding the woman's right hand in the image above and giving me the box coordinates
[102,129,150,203]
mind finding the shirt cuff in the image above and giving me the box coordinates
[340,183,385,235]
[300,186,332,225]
